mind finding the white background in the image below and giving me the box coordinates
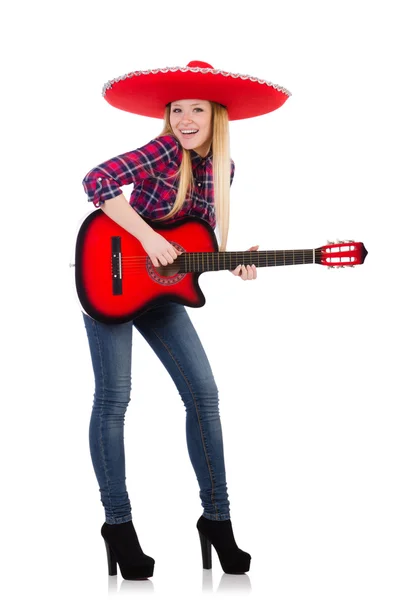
[2,0,396,598]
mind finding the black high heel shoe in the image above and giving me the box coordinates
[101,520,155,580]
[197,515,251,574]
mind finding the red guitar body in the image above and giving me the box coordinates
[75,210,217,324]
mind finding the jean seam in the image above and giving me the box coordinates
[151,326,219,519]
[91,318,114,519]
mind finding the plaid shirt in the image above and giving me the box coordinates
[82,135,235,229]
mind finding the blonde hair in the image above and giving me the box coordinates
[154,101,231,251]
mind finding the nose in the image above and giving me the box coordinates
[180,111,193,124]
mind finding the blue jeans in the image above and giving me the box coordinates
[82,302,231,524]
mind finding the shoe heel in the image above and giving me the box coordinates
[104,539,117,576]
[198,530,212,569]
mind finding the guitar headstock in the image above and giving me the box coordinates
[318,240,368,267]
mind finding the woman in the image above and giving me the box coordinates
[81,60,290,580]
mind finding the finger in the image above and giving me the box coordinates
[231,264,241,276]
[247,245,259,251]
[240,265,248,280]
[164,251,176,264]
[169,247,179,260]
[151,256,159,267]
[250,265,257,279]
[246,265,254,280]
[158,255,168,266]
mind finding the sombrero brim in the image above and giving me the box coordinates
[102,66,291,121]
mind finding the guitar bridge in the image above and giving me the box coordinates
[111,236,122,295]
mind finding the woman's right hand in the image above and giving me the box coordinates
[140,230,182,267]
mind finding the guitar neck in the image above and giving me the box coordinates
[176,249,320,273]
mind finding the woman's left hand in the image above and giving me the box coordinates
[229,245,259,280]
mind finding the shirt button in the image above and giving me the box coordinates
[197,182,202,187]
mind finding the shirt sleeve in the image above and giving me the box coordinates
[82,135,180,207]
[230,159,235,186]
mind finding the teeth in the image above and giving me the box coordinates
[181,130,198,134]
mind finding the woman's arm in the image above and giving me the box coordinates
[82,136,182,266]
[101,192,154,241]
[82,135,179,207]
[101,193,181,267]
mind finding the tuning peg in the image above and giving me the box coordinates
[69,262,75,268]
[326,240,335,245]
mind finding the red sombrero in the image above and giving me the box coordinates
[102,60,291,121]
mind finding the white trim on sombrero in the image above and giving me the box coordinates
[102,66,292,98]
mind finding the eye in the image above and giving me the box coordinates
[171,107,204,113]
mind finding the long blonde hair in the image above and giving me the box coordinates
[154,101,231,251]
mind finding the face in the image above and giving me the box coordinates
[169,99,212,157]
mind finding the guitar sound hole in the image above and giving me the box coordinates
[156,264,180,277]
[146,241,186,285]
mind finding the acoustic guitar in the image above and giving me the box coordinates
[73,210,367,324]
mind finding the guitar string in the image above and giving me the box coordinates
[115,260,358,273]
[119,253,355,262]
[117,248,357,262]
[119,254,321,266]
[115,259,357,271]
[118,251,323,263]
[117,253,352,264]
[116,263,357,270]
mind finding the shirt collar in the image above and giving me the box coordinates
[173,136,212,167]
[190,146,213,168]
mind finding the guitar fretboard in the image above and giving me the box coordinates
[176,250,321,273]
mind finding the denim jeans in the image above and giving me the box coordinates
[82,302,231,524]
